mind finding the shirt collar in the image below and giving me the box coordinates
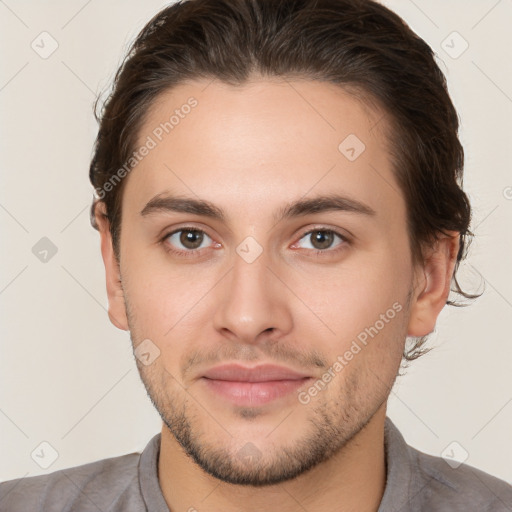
[378,416,414,511]
[138,432,170,512]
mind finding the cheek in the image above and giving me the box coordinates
[292,249,410,339]
[123,259,218,344]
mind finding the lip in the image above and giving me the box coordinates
[200,364,312,407]
[201,363,311,382]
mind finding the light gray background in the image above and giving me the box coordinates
[1,0,511,485]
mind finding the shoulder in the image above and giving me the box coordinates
[382,417,512,511]
[0,451,142,512]
[409,444,512,511]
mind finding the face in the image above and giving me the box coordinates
[99,77,443,486]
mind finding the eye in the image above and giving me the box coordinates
[160,226,348,258]
[294,228,347,253]
[162,227,216,256]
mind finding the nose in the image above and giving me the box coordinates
[212,245,293,344]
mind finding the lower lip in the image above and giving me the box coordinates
[201,377,312,406]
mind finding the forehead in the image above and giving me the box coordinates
[123,77,403,227]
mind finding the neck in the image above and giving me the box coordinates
[158,405,387,512]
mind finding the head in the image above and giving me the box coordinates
[90,0,477,487]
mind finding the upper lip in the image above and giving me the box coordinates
[202,364,311,382]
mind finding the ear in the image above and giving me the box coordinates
[94,201,129,331]
[407,231,460,337]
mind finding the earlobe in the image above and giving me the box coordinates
[95,202,129,331]
[407,232,460,337]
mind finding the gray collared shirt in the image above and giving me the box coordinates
[1,417,511,511]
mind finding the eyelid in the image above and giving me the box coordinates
[160,224,215,243]
[296,226,350,242]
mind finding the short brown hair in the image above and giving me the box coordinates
[89,0,479,361]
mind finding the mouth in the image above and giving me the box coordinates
[201,377,313,406]
[200,363,313,406]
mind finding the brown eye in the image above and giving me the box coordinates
[310,230,335,250]
[165,228,212,251]
[295,229,346,252]
[180,229,204,249]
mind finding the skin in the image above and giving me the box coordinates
[95,76,459,512]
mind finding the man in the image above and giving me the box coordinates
[1,0,511,510]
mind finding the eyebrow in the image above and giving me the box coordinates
[140,193,376,224]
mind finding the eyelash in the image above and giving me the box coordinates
[159,226,349,259]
